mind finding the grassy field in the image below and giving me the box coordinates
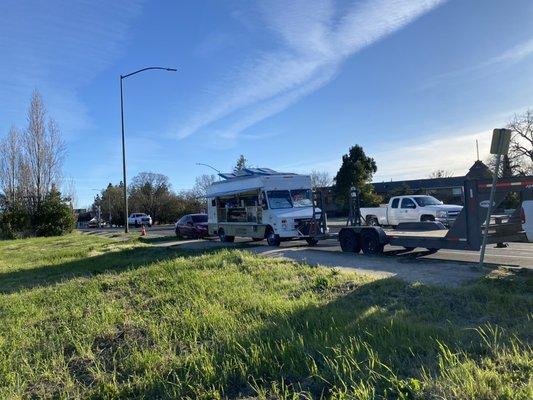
[0,233,531,399]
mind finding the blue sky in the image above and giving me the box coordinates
[1,0,533,207]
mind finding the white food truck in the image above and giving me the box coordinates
[206,168,325,246]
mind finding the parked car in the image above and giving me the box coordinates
[522,201,533,242]
[128,213,152,227]
[360,195,462,227]
[175,213,208,239]
[87,217,100,228]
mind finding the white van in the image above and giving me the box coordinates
[206,168,325,246]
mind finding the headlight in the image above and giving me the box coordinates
[436,211,447,218]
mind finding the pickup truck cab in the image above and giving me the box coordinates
[128,213,152,227]
[361,195,462,227]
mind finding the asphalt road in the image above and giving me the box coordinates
[83,223,533,269]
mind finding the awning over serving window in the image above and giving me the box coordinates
[206,188,260,198]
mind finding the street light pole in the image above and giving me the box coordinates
[196,162,221,174]
[120,77,128,232]
[120,66,177,233]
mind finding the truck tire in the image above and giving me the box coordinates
[361,231,384,255]
[339,230,361,253]
[266,228,281,247]
[218,228,235,243]
[367,216,379,226]
[421,215,435,222]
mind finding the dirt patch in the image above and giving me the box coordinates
[92,323,153,370]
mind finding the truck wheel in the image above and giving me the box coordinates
[367,216,379,226]
[361,231,384,255]
[339,230,361,253]
[306,238,319,246]
[421,215,435,222]
[218,228,235,243]
[266,228,281,247]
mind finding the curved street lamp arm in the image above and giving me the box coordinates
[121,66,177,79]
[196,162,221,174]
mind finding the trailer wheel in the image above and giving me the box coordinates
[339,230,361,253]
[361,231,383,255]
[306,238,319,246]
[266,228,281,247]
[218,228,235,243]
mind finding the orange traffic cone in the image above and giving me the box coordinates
[140,225,147,236]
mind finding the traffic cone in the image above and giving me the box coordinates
[140,225,147,236]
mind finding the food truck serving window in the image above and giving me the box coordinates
[267,190,292,209]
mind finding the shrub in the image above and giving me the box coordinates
[34,190,76,236]
[0,206,30,239]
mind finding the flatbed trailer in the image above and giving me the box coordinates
[337,175,532,255]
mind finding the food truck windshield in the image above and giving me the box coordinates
[267,189,313,209]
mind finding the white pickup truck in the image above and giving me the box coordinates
[361,195,462,227]
[127,213,152,227]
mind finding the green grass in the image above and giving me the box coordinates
[0,233,531,399]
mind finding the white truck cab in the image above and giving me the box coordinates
[206,168,324,246]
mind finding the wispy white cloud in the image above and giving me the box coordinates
[0,0,144,137]
[422,37,533,89]
[489,38,533,65]
[172,0,446,140]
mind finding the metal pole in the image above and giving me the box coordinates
[120,76,129,233]
[478,136,503,268]
[119,66,176,234]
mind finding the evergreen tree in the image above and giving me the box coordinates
[334,145,381,207]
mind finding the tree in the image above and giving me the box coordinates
[428,169,454,179]
[234,154,247,173]
[310,170,332,189]
[35,188,75,236]
[192,174,217,199]
[128,172,173,224]
[99,183,124,225]
[22,90,65,207]
[334,145,381,207]
[507,109,533,174]
[0,126,21,206]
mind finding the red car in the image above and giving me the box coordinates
[174,213,209,239]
